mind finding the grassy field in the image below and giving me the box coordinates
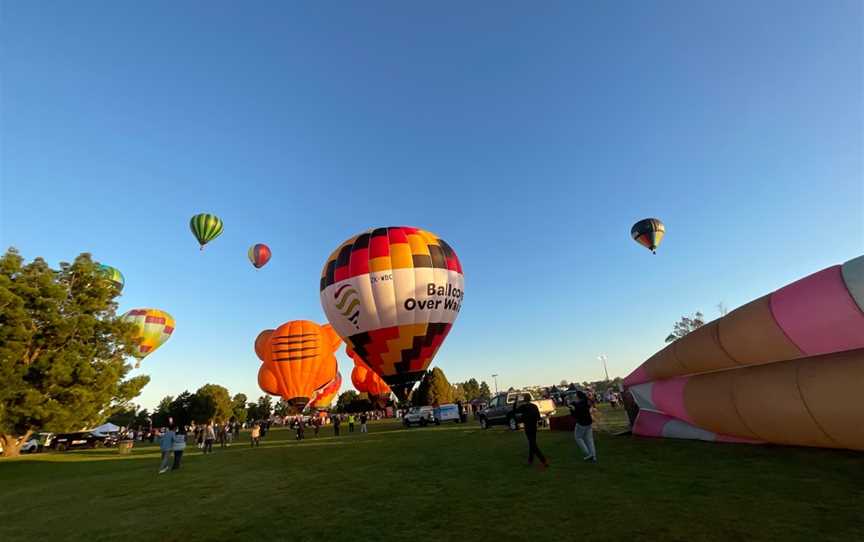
[1,406,861,542]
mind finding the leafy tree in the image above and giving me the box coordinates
[478,381,492,400]
[107,405,149,428]
[257,395,273,418]
[335,391,359,412]
[0,249,149,456]
[168,391,195,427]
[665,311,705,343]
[152,396,172,427]
[274,399,291,417]
[246,402,261,421]
[231,393,248,423]
[462,378,480,401]
[413,368,453,406]
[452,383,466,403]
[191,384,232,423]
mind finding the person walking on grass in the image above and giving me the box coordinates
[158,424,176,474]
[348,414,355,433]
[295,416,305,441]
[313,417,321,437]
[570,390,597,463]
[360,413,368,433]
[203,421,216,454]
[250,423,261,447]
[172,426,187,471]
[333,415,341,436]
[512,396,548,470]
[233,420,240,440]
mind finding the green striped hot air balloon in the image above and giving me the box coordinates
[98,264,125,292]
[190,213,224,251]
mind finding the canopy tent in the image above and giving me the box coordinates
[90,422,121,435]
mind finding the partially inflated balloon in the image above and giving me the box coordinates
[348,347,391,397]
[320,226,464,400]
[256,320,342,408]
[248,244,271,269]
[190,213,224,250]
[254,329,274,361]
[311,371,342,410]
[98,264,125,292]
[122,308,175,367]
[631,218,665,254]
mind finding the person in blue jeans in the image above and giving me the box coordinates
[172,426,187,471]
[158,425,176,474]
[569,391,597,463]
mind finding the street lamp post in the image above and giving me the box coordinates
[492,374,499,395]
[598,355,609,381]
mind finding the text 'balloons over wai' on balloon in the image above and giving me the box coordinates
[122,308,175,368]
[256,320,341,410]
[320,226,464,400]
[248,243,272,269]
[190,213,224,250]
[631,218,665,254]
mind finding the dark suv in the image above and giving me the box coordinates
[51,431,116,451]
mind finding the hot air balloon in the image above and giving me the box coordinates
[631,218,665,254]
[122,308,175,367]
[98,264,125,292]
[254,329,274,361]
[248,243,272,269]
[256,320,342,409]
[348,347,391,398]
[310,371,342,410]
[190,213,224,250]
[320,226,464,400]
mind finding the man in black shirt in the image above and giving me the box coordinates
[512,397,548,469]
[569,390,597,462]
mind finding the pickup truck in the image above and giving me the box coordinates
[477,392,556,430]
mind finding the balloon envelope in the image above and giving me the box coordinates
[122,308,175,366]
[256,320,341,408]
[320,226,463,399]
[631,218,665,253]
[190,213,224,250]
[254,329,274,361]
[248,243,272,269]
[348,347,391,397]
[98,264,125,292]
[311,371,342,410]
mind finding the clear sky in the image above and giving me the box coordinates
[2,1,862,411]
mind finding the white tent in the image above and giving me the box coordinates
[90,422,121,435]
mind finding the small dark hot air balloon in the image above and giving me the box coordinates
[248,243,272,269]
[631,218,666,254]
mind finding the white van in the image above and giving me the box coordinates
[433,404,462,424]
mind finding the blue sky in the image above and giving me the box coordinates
[2,1,862,410]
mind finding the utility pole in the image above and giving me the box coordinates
[492,374,499,395]
[598,355,609,381]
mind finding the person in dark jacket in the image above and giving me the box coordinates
[569,390,597,462]
[512,397,548,469]
[332,415,341,436]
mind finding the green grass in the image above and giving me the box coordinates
[1,406,862,542]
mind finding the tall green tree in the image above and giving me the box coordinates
[478,381,492,400]
[335,391,358,412]
[274,399,291,417]
[665,312,705,343]
[452,383,466,402]
[256,395,273,419]
[231,393,248,423]
[462,378,481,401]
[190,384,232,423]
[0,250,149,456]
[413,368,454,406]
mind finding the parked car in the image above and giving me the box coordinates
[51,431,116,451]
[403,406,435,427]
[433,404,462,425]
[477,391,557,430]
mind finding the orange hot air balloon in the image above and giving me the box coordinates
[347,346,391,398]
[254,329,274,361]
[311,371,342,410]
[256,320,342,408]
